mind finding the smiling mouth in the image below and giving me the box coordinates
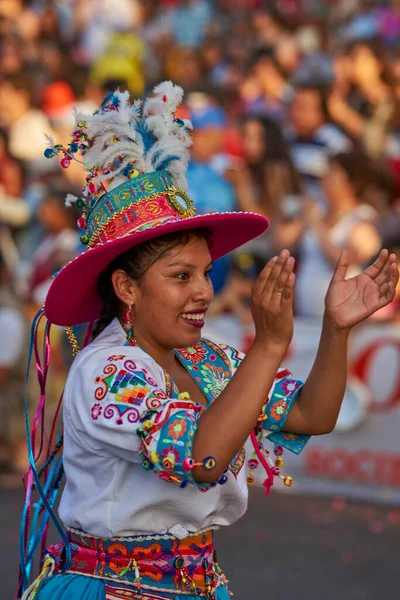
[180,313,206,321]
[180,313,206,328]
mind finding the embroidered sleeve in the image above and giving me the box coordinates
[257,368,310,455]
[219,344,310,455]
[83,354,219,490]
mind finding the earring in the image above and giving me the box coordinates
[123,304,136,345]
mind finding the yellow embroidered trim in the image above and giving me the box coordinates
[87,187,195,249]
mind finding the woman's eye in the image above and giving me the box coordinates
[177,272,189,280]
[205,269,213,279]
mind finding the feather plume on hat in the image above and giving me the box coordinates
[44,81,193,208]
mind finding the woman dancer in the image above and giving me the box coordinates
[19,83,398,600]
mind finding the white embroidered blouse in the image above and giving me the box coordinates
[59,318,308,539]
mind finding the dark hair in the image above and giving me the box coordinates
[248,46,286,79]
[293,84,331,120]
[243,114,301,195]
[92,228,213,339]
[329,150,395,201]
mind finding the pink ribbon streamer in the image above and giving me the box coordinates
[250,428,274,496]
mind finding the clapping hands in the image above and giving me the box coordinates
[324,249,399,331]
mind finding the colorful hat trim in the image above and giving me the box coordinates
[86,170,195,248]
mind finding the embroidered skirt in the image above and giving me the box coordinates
[24,529,231,600]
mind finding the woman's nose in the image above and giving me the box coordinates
[192,274,214,303]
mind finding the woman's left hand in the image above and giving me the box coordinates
[324,249,399,331]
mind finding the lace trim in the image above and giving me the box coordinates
[66,524,219,542]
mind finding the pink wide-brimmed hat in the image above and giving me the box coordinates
[43,82,268,326]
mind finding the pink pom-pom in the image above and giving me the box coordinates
[271,467,280,476]
[183,458,195,472]
[88,182,96,194]
[60,157,70,168]
[77,217,87,230]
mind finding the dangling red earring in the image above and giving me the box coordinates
[123,304,136,345]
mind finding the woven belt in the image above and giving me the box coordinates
[47,528,228,598]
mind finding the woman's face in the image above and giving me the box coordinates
[133,236,214,350]
[242,119,266,163]
[322,162,353,208]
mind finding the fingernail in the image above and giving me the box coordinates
[271,256,278,262]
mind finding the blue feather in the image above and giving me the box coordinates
[134,121,156,154]
[152,151,180,172]
[99,92,114,109]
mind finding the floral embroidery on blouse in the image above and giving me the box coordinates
[167,417,188,438]
[199,362,230,399]
[269,399,288,421]
[90,356,220,490]
[91,403,102,420]
[89,340,311,492]
[177,344,207,364]
[220,344,311,456]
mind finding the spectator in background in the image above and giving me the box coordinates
[287,84,351,209]
[251,5,293,48]
[0,127,24,198]
[186,94,236,292]
[239,114,302,219]
[41,81,76,127]
[0,74,54,171]
[229,114,303,269]
[0,250,27,479]
[276,151,383,318]
[168,0,214,48]
[241,47,290,120]
[90,31,146,98]
[164,46,206,92]
[73,0,141,65]
[27,187,79,310]
[329,40,398,157]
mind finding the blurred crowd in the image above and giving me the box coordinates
[1,0,400,478]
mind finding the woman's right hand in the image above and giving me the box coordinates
[250,249,295,352]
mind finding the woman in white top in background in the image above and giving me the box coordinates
[276,150,384,317]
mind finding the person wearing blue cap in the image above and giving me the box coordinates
[187,96,236,293]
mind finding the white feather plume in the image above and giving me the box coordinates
[67,81,192,191]
[152,81,184,111]
[44,133,55,147]
[65,193,79,207]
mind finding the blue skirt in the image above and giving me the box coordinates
[34,574,231,599]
